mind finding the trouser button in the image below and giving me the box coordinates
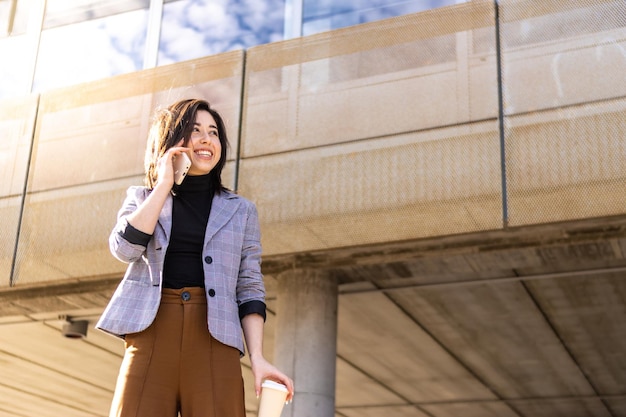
[181,291,191,301]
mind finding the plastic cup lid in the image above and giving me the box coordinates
[262,380,289,392]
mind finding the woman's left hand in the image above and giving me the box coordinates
[250,354,295,403]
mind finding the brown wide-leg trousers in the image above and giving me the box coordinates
[109,287,246,417]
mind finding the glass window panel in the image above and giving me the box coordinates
[32,8,148,92]
[158,0,285,65]
[0,34,30,98]
[43,0,149,29]
[303,0,465,36]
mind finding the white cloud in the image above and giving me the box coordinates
[159,0,284,63]
[236,0,284,33]
[164,0,241,39]
[159,24,208,63]
[103,10,148,57]
[31,9,147,92]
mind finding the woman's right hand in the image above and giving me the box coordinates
[125,140,190,234]
[155,140,188,190]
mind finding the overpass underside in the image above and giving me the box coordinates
[2,214,626,416]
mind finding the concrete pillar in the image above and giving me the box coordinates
[274,268,338,417]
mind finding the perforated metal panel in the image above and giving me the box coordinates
[10,51,244,286]
[0,96,38,287]
[239,2,503,255]
[4,0,626,285]
[500,0,626,226]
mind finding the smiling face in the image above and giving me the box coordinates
[185,109,222,176]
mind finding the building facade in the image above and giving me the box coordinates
[1,1,626,416]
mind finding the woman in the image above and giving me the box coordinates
[96,98,294,417]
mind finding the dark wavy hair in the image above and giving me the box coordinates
[144,99,229,193]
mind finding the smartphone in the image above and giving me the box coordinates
[173,152,191,185]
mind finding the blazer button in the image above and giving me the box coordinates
[208,289,216,297]
[204,256,213,264]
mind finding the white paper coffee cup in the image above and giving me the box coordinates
[258,380,289,417]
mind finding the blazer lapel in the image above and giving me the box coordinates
[205,191,240,243]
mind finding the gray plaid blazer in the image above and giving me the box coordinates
[96,186,265,354]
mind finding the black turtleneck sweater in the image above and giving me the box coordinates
[162,173,214,288]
